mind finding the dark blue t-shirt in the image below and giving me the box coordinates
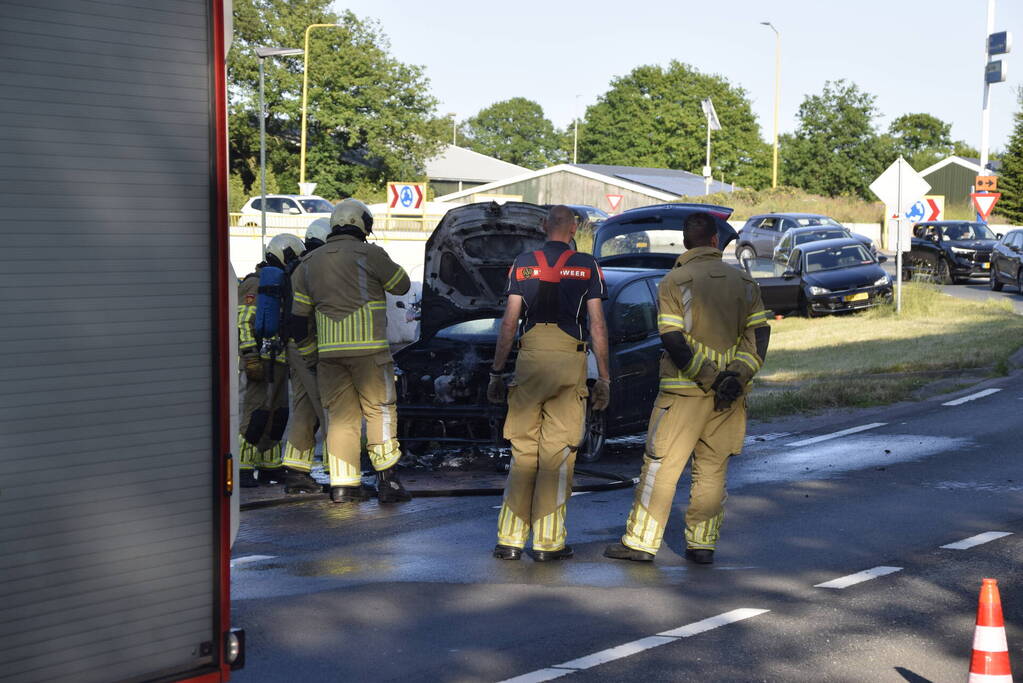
[505,241,607,341]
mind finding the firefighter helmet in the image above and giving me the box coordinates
[305,218,331,247]
[265,233,304,267]
[330,198,374,236]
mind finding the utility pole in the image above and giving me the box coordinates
[760,22,781,189]
[980,0,996,171]
[573,94,580,164]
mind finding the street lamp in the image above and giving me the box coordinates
[448,112,457,146]
[299,23,345,191]
[573,94,580,164]
[760,21,781,189]
[255,46,303,252]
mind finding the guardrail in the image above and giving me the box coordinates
[228,212,447,232]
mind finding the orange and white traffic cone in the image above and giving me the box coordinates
[969,578,1013,682]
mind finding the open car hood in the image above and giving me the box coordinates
[593,203,738,269]
[419,201,546,340]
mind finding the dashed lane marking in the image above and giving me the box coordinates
[940,531,1013,550]
[814,566,902,589]
[230,555,276,567]
[787,423,886,448]
[499,608,769,682]
[942,388,1002,406]
[744,432,793,446]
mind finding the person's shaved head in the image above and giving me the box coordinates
[544,205,578,240]
[683,212,718,249]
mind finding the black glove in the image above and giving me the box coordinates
[710,370,743,412]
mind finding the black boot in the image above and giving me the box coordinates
[376,467,412,504]
[533,545,574,562]
[685,548,714,565]
[493,544,523,561]
[258,467,286,484]
[239,469,258,488]
[330,484,376,503]
[603,542,654,562]
[283,469,321,494]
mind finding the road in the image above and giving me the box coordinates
[230,373,1023,682]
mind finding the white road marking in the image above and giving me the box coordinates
[940,531,1013,550]
[942,388,1002,406]
[788,423,886,447]
[744,432,793,446]
[499,608,768,682]
[814,566,902,589]
[230,554,276,567]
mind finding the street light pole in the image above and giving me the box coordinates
[980,0,995,171]
[573,94,580,164]
[299,23,343,191]
[761,22,780,189]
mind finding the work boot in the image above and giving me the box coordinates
[258,467,286,484]
[239,469,258,489]
[685,548,714,565]
[493,544,523,561]
[330,484,376,503]
[533,545,574,562]
[603,542,655,562]
[376,467,412,504]
[283,469,321,495]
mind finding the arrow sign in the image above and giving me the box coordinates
[606,194,623,212]
[971,192,1001,221]
[387,182,425,213]
[925,197,941,221]
[975,175,998,192]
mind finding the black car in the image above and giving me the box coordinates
[989,228,1023,293]
[736,212,848,262]
[394,201,739,462]
[905,221,999,284]
[773,225,877,264]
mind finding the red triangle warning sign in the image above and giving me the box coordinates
[971,192,1001,220]
[606,194,623,212]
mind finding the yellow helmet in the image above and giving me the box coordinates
[265,233,304,266]
[330,198,374,235]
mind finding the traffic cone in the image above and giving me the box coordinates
[969,578,1013,682]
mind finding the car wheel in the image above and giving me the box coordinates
[936,258,954,285]
[990,266,1004,291]
[800,298,821,319]
[735,245,756,263]
[576,400,607,463]
[242,221,258,228]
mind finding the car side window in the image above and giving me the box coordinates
[249,198,262,211]
[1010,232,1022,248]
[781,219,797,232]
[613,281,657,339]
[263,198,284,213]
[787,249,801,272]
[760,218,777,232]
[280,199,299,213]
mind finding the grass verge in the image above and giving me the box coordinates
[748,282,1023,419]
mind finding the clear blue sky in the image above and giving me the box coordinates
[335,0,1020,154]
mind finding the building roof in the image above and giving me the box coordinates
[919,155,1001,177]
[424,144,529,183]
[572,163,733,196]
[433,164,680,203]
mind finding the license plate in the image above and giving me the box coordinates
[844,292,869,302]
[982,262,990,269]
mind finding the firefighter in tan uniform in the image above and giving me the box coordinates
[279,220,330,494]
[291,199,412,503]
[605,211,770,565]
[238,233,305,488]
[488,205,611,562]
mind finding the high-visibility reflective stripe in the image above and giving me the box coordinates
[660,378,699,389]
[297,340,317,356]
[384,267,407,291]
[316,301,388,353]
[282,442,316,472]
[319,341,390,352]
[686,510,724,550]
[238,305,257,349]
[747,310,769,327]
[658,313,686,329]
[734,351,761,373]
[623,504,663,554]
[293,290,313,306]
[497,502,528,548]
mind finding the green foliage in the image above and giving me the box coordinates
[888,113,953,171]
[578,61,771,188]
[782,80,889,199]
[461,98,567,169]
[228,172,247,213]
[997,88,1023,223]
[952,140,980,158]
[228,0,446,201]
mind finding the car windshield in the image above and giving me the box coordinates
[939,223,996,240]
[597,229,683,258]
[434,318,500,341]
[794,216,841,227]
[299,198,334,213]
[804,244,874,272]
[794,229,848,245]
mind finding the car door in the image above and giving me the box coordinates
[1005,232,1023,280]
[752,217,778,255]
[608,278,661,429]
[749,248,802,313]
[775,219,798,250]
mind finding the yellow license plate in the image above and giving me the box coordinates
[983,262,990,269]
[844,292,869,302]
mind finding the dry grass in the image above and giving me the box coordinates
[678,186,886,223]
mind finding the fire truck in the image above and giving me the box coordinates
[1,1,242,681]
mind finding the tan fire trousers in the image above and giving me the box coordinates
[317,351,401,487]
[281,350,322,473]
[497,324,589,552]
[621,391,747,554]
[239,362,289,470]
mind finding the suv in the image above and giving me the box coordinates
[989,229,1023,293]
[904,221,999,284]
[736,213,844,262]
[238,194,334,228]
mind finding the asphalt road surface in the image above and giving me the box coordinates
[231,375,1023,682]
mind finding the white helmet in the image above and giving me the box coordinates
[305,218,331,246]
[330,198,374,236]
[265,233,304,266]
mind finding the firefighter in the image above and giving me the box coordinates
[488,205,611,562]
[280,220,330,494]
[238,232,305,487]
[291,199,413,503]
[604,212,770,565]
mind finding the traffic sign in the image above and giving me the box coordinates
[971,192,1001,221]
[904,196,944,223]
[975,175,998,192]
[988,31,1012,56]
[701,98,721,131]
[985,60,1007,84]
[387,182,425,214]
[606,194,623,212]
[869,157,931,217]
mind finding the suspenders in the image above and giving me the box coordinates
[531,249,576,282]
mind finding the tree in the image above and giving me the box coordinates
[461,98,567,169]
[228,0,446,199]
[997,89,1023,222]
[578,61,770,188]
[782,80,888,198]
[888,113,953,170]
[952,140,980,159]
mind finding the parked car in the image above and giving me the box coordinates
[904,221,999,284]
[736,213,845,262]
[773,225,877,264]
[989,228,1023,293]
[238,194,334,228]
[394,201,739,462]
